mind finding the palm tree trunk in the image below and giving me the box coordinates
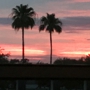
[50,32,52,64]
[50,32,53,90]
[22,27,25,61]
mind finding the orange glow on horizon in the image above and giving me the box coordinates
[7,49,46,56]
[1,44,90,58]
[59,51,90,58]
[1,44,46,56]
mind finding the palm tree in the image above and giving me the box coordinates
[11,4,36,61]
[39,13,62,64]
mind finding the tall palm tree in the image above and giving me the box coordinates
[39,13,62,64]
[11,4,36,61]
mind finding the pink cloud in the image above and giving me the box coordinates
[35,0,90,18]
[73,0,90,2]
[37,8,90,18]
[0,44,46,56]
[0,9,11,18]
[55,10,90,17]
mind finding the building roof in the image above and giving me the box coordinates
[0,64,90,79]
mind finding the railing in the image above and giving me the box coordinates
[0,64,90,79]
[0,64,90,90]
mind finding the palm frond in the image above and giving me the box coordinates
[41,16,47,22]
[29,11,36,17]
[39,25,46,32]
[16,5,21,12]
[28,18,35,29]
[27,7,34,13]
[51,13,55,19]
[46,13,50,19]
[55,18,62,25]
[11,4,35,30]
[46,26,54,33]
[39,13,62,33]
[12,18,22,30]
[54,25,62,33]
[12,15,17,20]
[23,4,28,9]
[12,8,20,16]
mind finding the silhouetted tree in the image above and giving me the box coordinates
[11,4,36,61]
[9,59,20,64]
[20,58,33,64]
[0,47,9,64]
[0,54,9,64]
[39,13,62,64]
[53,57,84,65]
[77,57,84,64]
[84,54,90,64]
[53,58,63,65]
[36,61,49,65]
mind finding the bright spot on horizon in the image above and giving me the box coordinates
[5,48,46,56]
[62,51,90,56]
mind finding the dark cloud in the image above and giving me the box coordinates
[65,31,80,34]
[0,18,12,25]
[10,55,58,63]
[62,16,90,30]
[62,16,90,26]
[0,16,90,31]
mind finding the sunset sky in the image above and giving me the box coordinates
[0,0,90,63]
